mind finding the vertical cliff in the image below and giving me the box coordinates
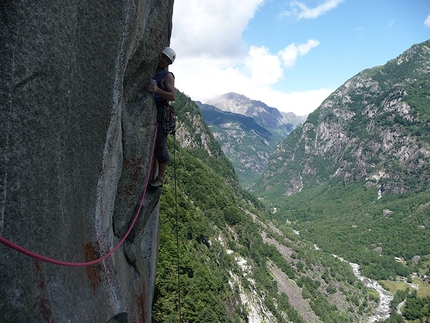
[0,0,174,321]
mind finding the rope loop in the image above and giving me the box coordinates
[0,124,158,267]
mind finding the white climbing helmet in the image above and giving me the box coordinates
[162,47,176,64]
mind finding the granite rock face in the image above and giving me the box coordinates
[0,0,173,321]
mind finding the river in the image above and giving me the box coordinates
[333,255,393,322]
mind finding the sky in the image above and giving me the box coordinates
[170,0,430,116]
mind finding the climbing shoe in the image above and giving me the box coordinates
[150,178,163,188]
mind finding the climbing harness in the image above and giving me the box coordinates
[162,103,177,135]
[0,124,158,267]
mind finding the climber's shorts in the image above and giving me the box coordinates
[154,123,170,164]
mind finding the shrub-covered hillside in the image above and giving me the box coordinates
[152,90,381,323]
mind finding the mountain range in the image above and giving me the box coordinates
[249,39,430,318]
[154,39,430,322]
[7,2,428,322]
[153,90,383,323]
[197,93,306,187]
[250,41,430,198]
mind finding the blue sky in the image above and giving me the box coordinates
[171,0,430,115]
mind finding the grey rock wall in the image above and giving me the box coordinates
[0,0,174,322]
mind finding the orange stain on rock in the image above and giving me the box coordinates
[83,242,103,293]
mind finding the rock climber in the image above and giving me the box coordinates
[147,47,176,188]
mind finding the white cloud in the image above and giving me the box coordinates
[245,46,283,85]
[172,40,328,115]
[298,39,320,55]
[261,88,334,115]
[278,44,299,68]
[171,0,265,59]
[290,0,344,19]
[170,0,328,115]
[278,39,320,67]
[425,14,430,27]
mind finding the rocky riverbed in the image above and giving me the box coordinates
[349,262,393,322]
[333,255,393,322]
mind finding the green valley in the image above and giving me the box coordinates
[153,91,382,322]
[153,40,430,322]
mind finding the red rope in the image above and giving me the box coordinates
[0,124,158,267]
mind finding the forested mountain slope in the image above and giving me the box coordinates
[196,94,305,187]
[152,91,384,323]
[251,40,430,198]
[197,102,282,187]
[249,40,430,320]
